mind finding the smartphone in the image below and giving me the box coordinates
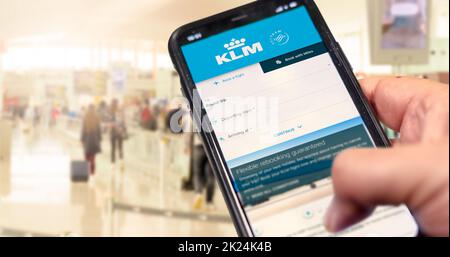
[169,0,419,237]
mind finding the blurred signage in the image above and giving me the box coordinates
[74,71,107,95]
[110,68,127,93]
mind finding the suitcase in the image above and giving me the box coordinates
[71,161,89,182]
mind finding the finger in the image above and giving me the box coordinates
[324,197,374,233]
[359,77,445,132]
[324,145,442,233]
[390,138,400,146]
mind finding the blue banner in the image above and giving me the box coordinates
[227,117,366,169]
[181,6,323,83]
[230,122,374,207]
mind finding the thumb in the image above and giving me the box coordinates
[324,144,449,236]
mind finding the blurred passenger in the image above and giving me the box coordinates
[81,105,102,175]
[140,101,153,130]
[79,106,86,119]
[109,99,127,169]
[192,135,216,211]
[50,105,60,127]
[18,104,26,120]
[97,101,108,122]
[181,109,216,211]
[158,102,169,132]
[97,101,109,134]
[33,106,41,127]
[153,102,161,117]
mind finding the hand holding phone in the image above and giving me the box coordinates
[326,77,449,237]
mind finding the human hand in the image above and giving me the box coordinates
[324,77,449,236]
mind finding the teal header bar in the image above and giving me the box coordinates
[260,42,328,73]
[181,6,323,83]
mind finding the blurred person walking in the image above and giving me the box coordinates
[140,100,153,130]
[109,99,127,170]
[81,105,102,175]
[97,101,108,122]
[50,105,60,128]
[191,135,216,211]
[97,101,109,134]
[33,106,41,128]
[180,109,216,211]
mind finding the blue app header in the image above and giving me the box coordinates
[181,6,323,83]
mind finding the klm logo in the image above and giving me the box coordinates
[215,38,263,65]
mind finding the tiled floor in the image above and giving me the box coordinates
[0,122,236,237]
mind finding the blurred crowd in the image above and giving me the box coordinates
[1,95,217,211]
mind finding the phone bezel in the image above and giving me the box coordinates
[169,0,392,237]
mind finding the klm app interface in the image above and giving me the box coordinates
[182,6,417,237]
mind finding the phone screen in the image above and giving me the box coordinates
[180,5,418,237]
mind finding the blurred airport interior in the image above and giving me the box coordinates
[0,0,448,236]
